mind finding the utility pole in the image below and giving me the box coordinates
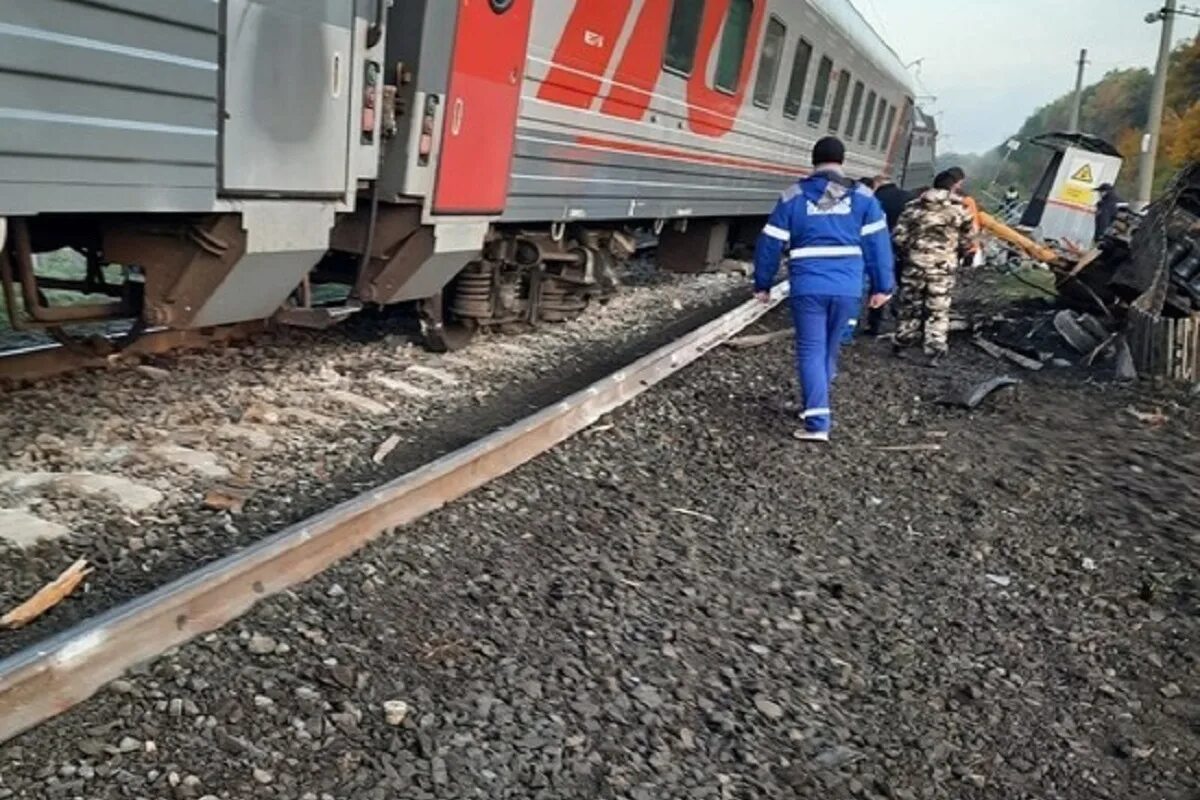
[1137,1,1177,208]
[1068,49,1089,132]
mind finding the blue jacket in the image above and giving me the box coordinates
[753,169,896,298]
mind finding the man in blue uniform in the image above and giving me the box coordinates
[753,137,895,442]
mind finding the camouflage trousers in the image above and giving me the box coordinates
[895,258,957,355]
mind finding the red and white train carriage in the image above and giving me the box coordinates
[0,0,933,350]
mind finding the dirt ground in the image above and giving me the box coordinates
[0,298,1197,800]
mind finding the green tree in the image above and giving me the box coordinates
[956,36,1200,203]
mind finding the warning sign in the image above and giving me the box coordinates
[1071,163,1095,184]
[1058,155,1103,206]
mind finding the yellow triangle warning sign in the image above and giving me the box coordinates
[1071,163,1095,184]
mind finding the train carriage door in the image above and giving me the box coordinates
[433,0,534,215]
[221,0,354,196]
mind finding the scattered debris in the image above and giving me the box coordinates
[753,695,785,721]
[1054,310,1107,354]
[1114,337,1138,381]
[938,376,1020,410]
[372,434,402,465]
[245,633,277,655]
[725,329,792,350]
[1125,406,1169,427]
[2,559,91,629]
[1084,332,1120,366]
[973,337,1044,371]
[718,259,753,277]
[135,364,170,381]
[203,484,254,514]
[985,574,1012,588]
[670,507,718,524]
[383,699,410,726]
[877,444,943,453]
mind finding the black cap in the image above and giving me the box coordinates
[812,136,845,166]
[1097,182,1113,192]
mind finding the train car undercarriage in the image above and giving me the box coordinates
[0,208,646,356]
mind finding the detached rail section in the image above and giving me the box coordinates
[0,287,787,743]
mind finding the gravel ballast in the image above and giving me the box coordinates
[0,271,745,655]
[1,305,1196,800]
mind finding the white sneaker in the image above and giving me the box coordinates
[793,430,830,443]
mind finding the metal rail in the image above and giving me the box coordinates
[0,323,267,383]
[0,286,786,743]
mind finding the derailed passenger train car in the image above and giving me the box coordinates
[0,0,931,350]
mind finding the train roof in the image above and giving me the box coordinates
[812,0,916,98]
[912,107,938,134]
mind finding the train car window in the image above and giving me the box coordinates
[664,0,706,75]
[827,69,851,132]
[752,16,786,108]
[859,89,876,142]
[844,81,865,136]
[715,0,754,93]
[871,100,887,148]
[882,105,898,150]
[783,39,813,119]
[807,56,833,126]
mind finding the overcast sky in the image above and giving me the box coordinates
[848,0,1200,154]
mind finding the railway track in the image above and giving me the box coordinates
[0,285,786,743]
[0,323,267,383]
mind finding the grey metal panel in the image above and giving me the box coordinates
[0,72,216,130]
[75,0,221,30]
[189,250,324,328]
[0,156,213,189]
[0,183,217,217]
[0,34,216,99]
[0,117,216,165]
[231,0,355,29]
[221,0,353,196]
[4,0,217,61]
[0,0,219,214]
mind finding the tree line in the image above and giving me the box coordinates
[943,36,1200,203]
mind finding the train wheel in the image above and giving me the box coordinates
[418,291,477,353]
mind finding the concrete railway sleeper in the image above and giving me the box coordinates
[0,285,786,744]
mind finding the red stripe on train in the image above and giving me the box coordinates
[598,0,673,120]
[537,0,634,109]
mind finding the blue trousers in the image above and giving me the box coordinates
[790,294,860,433]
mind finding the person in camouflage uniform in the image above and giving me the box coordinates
[891,170,976,358]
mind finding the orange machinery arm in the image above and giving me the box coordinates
[978,211,1063,266]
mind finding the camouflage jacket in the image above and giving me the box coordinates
[892,189,975,264]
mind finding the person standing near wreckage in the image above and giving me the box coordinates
[892,170,976,362]
[753,136,894,443]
